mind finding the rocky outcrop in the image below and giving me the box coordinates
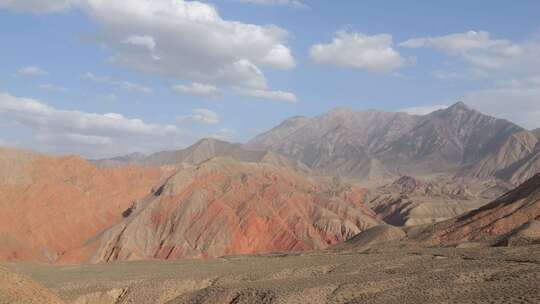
[73,158,380,263]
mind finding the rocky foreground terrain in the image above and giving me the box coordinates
[2,245,540,304]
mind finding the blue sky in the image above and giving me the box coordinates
[1,0,539,158]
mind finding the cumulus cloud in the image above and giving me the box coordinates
[2,0,297,102]
[17,66,48,76]
[38,83,68,92]
[177,108,220,124]
[236,0,307,8]
[82,72,152,94]
[400,104,448,115]
[310,30,409,72]
[235,88,298,103]
[79,0,295,91]
[0,92,183,157]
[172,82,222,98]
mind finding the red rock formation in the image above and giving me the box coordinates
[0,148,164,262]
[72,158,379,263]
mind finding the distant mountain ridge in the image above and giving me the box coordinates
[94,102,540,186]
[247,102,540,185]
[93,138,309,173]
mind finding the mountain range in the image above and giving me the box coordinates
[248,102,540,185]
[1,101,540,264]
[94,101,540,187]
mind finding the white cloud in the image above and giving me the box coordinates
[0,92,183,157]
[236,88,298,103]
[123,34,160,60]
[38,83,68,92]
[177,108,220,124]
[400,104,448,115]
[212,128,237,141]
[17,66,48,76]
[172,82,221,98]
[236,0,307,8]
[399,31,539,71]
[0,0,75,13]
[81,0,295,90]
[310,30,409,72]
[3,0,297,102]
[123,34,156,51]
[82,72,152,94]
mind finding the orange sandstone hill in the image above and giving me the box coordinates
[0,147,165,263]
[67,157,379,263]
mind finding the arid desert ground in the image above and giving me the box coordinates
[2,244,540,304]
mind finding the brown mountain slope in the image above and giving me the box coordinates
[248,102,539,183]
[368,176,511,227]
[378,102,525,172]
[247,107,418,182]
[67,158,380,263]
[411,173,540,246]
[460,130,537,177]
[496,147,540,186]
[0,148,164,263]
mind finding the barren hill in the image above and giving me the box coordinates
[367,176,511,227]
[412,173,540,246]
[69,157,380,263]
[0,148,165,263]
